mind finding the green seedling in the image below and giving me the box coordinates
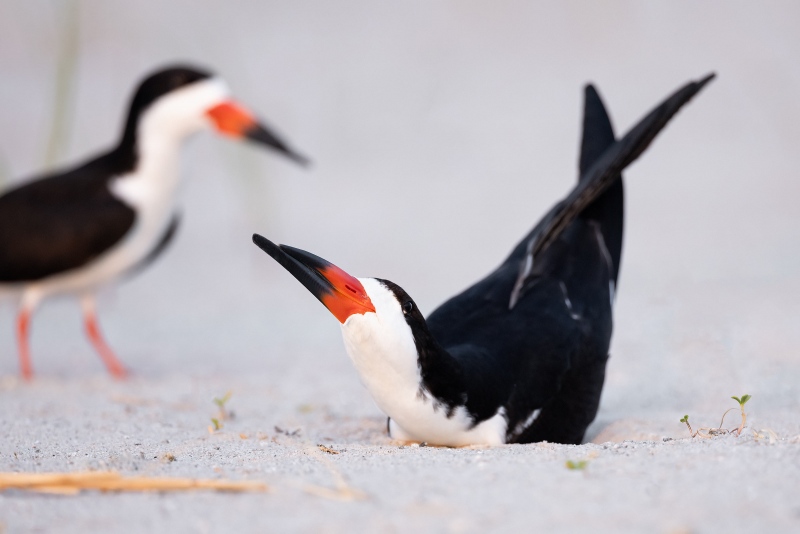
[213,391,234,419]
[565,460,588,470]
[209,391,233,433]
[213,391,232,414]
[679,415,695,436]
[680,394,752,438]
[731,394,751,436]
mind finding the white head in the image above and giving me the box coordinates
[251,236,425,413]
[116,65,308,164]
[137,77,231,144]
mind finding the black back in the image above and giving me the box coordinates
[396,75,713,444]
[0,66,211,282]
[0,153,137,281]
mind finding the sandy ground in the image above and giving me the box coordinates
[0,369,798,533]
[1,2,800,532]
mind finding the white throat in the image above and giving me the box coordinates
[111,77,230,208]
[102,78,232,287]
[340,278,421,415]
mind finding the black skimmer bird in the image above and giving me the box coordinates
[0,65,308,380]
[253,74,713,446]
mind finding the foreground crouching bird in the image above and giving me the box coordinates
[0,65,308,379]
[253,74,713,446]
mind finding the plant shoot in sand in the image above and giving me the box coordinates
[565,460,588,470]
[208,391,233,433]
[680,394,752,438]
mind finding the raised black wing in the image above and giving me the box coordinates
[509,73,715,307]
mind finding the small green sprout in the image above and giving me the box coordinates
[209,391,233,433]
[680,394,753,439]
[213,391,234,419]
[731,394,751,435]
[210,418,222,432]
[680,414,695,436]
[731,394,751,407]
[213,391,232,411]
[565,460,588,470]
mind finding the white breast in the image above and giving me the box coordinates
[341,278,508,447]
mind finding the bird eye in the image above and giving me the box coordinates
[403,301,414,314]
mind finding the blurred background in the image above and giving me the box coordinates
[1,1,798,431]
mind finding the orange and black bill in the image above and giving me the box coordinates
[206,101,310,166]
[252,234,375,324]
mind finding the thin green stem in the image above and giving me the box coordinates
[43,0,81,169]
[738,405,747,436]
[718,408,737,429]
[0,148,9,188]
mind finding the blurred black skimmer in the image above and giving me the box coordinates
[0,65,308,379]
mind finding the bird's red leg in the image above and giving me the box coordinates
[82,297,127,379]
[17,310,33,380]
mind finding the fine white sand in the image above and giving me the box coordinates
[1,2,799,532]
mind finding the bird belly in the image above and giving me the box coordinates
[341,307,509,447]
[388,400,507,447]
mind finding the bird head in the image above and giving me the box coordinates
[121,65,308,165]
[251,234,427,395]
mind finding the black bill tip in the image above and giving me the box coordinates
[245,124,311,167]
[252,233,332,302]
[253,233,280,257]
[697,72,716,88]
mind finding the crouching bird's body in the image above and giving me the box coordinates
[254,74,713,446]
